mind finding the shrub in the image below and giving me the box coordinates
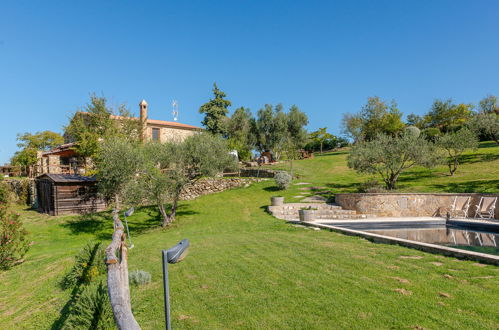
[63,280,114,330]
[0,181,30,270]
[129,269,152,286]
[62,241,106,289]
[0,211,30,270]
[274,171,292,190]
[405,126,421,137]
[357,179,386,193]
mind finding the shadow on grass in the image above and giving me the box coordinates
[457,153,499,165]
[60,204,198,241]
[313,150,349,157]
[263,186,281,192]
[478,141,499,149]
[397,170,441,183]
[430,179,499,193]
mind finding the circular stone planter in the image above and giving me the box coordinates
[271,196,285,206]
[299,209,316,222]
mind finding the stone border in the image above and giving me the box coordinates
[335,193,499,219]
[300,221,499,266]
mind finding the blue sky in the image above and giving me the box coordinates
[1,0,498,164]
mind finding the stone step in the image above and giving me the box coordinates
[279,214,375,221]
[272,209,358,216]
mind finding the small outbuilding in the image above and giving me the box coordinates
[35,174,107,215]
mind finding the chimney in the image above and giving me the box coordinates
[139,99,148,141]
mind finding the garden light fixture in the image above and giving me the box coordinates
[123,207,134,249]
[163,239,190,330]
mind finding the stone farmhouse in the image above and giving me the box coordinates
[34,100,202,176]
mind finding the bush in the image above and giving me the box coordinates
[129,269,152,286]
[405,126,421,137]
[63,280,114,330]
[357,179,386,193]
[0,181,30,270]
[62,241,106,289]
[274,171,292,190]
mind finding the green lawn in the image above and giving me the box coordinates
[1,142,498,329]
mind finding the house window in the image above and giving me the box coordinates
[152,128,160,141]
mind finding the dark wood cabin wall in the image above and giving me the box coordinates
[36,179,55,215]
[54,183,106,215]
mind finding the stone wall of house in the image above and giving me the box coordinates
[160,127,197,143]
[145,126,198,143]
[335,193,499,219]
[180,177,264,200]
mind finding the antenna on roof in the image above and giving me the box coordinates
[172,100,179,121]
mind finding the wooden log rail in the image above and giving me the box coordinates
[105,212,141,330]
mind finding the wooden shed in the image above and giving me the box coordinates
[35,174,107,215]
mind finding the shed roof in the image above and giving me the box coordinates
[36,174,97,183]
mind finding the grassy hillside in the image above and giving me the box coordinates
[0,142,498,329]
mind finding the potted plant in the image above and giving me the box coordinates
[271,196,285,206]
[299,206,317,222]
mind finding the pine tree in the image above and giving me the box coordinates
[199,83,231,136]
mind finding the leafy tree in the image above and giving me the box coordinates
[11,131,64,171]
[424,99,473,132]
[254,104,287,159]
[470,95,499,144]
[341,113,363,143]
[422,127,442,142]
[437,128,478,176]
[469,112,499,144]
[254,104,308,161]
[138,134,236,226]
[309,127,334,154]
[94,138,145,212]
[64,94,142,162]
[478,95,499,115]
[16,131,64,151]
[286,105,309,148]
[348,133,440,190]
[341,96,405,142]
[406,113,425,129]
[198,83,231,136]
[226,107,255,160]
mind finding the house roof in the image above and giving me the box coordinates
[75,111,202,130]
[41,142,78,156]
[36,174,97,183]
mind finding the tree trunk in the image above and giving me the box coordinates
[448,158,458,176]
[162,190,181,227]
[320,142,323,154]
[105,211,141,330]
[386,173,400,190]
[158,204,169,227]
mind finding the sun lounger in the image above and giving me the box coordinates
[451,196,471,218]
[474,196,497,220]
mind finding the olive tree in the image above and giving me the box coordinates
[437,128,478,176]
[348,133,440,190]
[94,138,145,212]
[139,133,237,227]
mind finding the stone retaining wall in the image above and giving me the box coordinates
[335,193,499,219]
[180,177,264,200]
[224,168,277,178]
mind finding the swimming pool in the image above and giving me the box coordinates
[329,220,499,256]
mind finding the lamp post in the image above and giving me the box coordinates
[163,239,190,330]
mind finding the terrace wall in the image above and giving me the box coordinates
[335,193,499,219]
